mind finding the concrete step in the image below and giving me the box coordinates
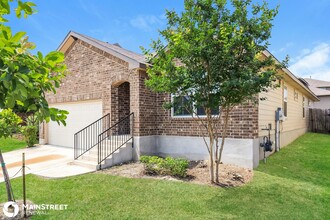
[82,151,120,162]
[69,160,99,170]
[73,140,133,170]
[81,153,98,162]
[88,141,132,155]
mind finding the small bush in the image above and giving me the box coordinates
[140,156,189,178]
[0,109,23,138]
[21,115,39,147]
[21,125,38,147]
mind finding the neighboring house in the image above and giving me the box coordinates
[301,78,330,109]
[39,31,318,169]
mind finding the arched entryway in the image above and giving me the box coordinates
[111,81,130,134]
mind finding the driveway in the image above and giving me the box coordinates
[0,145,94,183]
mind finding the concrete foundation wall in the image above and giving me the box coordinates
[133,135,259,169]
[258,127,307,161]
[132,136,157,161]
[280,127,307,147]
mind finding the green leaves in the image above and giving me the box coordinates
[11,31,25,42]
[0,0,36,22]
[144,0,282,111]
[0,109,23,138]
[0,1,69,129]
[15,0,36,18]
[45,51,65,67]
[48,108,69,126]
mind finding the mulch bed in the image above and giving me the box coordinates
[99,160,253,187]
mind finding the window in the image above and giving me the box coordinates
[172,96,192,117]
[294,89,298,101]
[283,86,288,117]
[172,95,220,117]
[302,97,305,118]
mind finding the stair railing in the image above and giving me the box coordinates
[74,114,110,159]
[97,113,134,168]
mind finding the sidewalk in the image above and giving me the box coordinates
[0,145,94,183]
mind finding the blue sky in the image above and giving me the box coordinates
[7,0,330,81]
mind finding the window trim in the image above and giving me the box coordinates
[302,96,305,118]
[283,85,288,117]
[294,89,299,101]
[171,94,220,118]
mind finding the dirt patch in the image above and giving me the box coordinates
[0,200,34,220]
[99,161,253,187]
[187,161,253,187]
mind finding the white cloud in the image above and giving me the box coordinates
[130,15,164,32]
[289,43,330,81]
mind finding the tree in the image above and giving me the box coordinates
[143,0,285,184]
[0,0,68,139]
[0,109,22,138]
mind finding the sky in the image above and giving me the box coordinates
[7,0,330,81]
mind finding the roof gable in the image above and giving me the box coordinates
[58,31,147,69]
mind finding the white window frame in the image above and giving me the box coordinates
[171,94,220,118]
[283,86,288,117]
[302,96,305,118]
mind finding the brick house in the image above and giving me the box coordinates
[39,31,318,169]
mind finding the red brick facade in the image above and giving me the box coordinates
[154,94,258,138]
[45,37,258,139]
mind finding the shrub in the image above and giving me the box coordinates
[21,125,38,147]
[164,157,189,177]
[0,109,23,138]
[21,115,39,147]
[140,156,189,178]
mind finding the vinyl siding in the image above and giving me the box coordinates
[258,79,309,138]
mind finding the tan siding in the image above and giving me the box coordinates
[258,80,308,138]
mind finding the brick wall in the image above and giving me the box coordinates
[137,71,158,136]
[46,39,143,135]
[45,38,258,139]
[153,93,259,139]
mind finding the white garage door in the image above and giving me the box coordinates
[48,100,102,148]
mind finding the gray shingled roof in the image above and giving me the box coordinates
[304,78,330,87]
[303,78,330,96]
[75,32,147,64]
[59,31,147,69]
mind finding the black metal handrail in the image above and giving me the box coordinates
[97,113,134,168]
[74,113,110,159]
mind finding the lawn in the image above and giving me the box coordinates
[1,133,329,219]
[0,137,26,153]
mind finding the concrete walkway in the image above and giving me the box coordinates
[0,145,94,183]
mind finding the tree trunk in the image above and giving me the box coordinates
[206,109,215,183]
[0,151,14,201]
[208,123,215,183]
[215,106,230,183]
[209,140,214,183]
[215,136,220,183]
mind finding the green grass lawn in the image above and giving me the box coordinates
[1,133,329,219]
[0,137,26,153]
